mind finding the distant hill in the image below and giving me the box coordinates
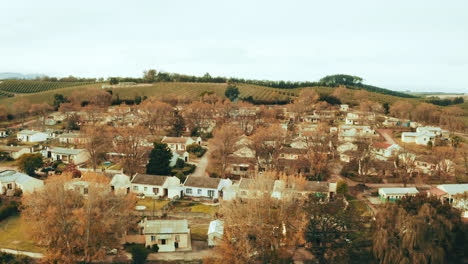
[0,72,46,80]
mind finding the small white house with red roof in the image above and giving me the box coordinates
[371,143,401,160]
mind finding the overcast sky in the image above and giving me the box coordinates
[1,0,467,93]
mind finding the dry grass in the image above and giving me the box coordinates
[0,215,44,252]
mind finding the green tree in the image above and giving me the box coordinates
[17,153,44,176]
[53,94,69,110]
[143,69,157,83]
[167,110,185,137]
[225,84,240,102]
[129,244,150,264]
[320,74,363,86]
[373,194,466,264]
[305,196,373,264]
[146,143,173,175]
[109,77,119,85]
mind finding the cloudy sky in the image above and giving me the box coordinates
[1,0,467,92]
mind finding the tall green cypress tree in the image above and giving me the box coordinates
[146,143,173,175]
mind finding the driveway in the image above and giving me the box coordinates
[376,129,397,145]
[191,141,212,177]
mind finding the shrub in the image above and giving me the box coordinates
[128,244,150,264]
[0,202,19,221]
[151,244,159,253]
[186,143,207,157]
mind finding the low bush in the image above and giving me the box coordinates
[186,143,207,158]
[0,201,19,221]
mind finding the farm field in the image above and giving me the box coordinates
[1,81,466,125]
[0,80,96,94]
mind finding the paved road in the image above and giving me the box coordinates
[191,141,212,177]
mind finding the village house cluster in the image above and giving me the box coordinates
[0,95,466,259]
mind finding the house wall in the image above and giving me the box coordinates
[145,232,190,252]
[17,133,48,142]
[10,148,31,159]
[0,181,16,195]
[208,232,222,246]
[132,184,165,197]
[184,186,219,199]
[17,180,44,193]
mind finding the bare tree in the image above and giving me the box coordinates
[112,126,149,176]
[249,124,285,170]
[12,99,31,126]
[81,126,111,171]
[138,99,175,135]
[393,152,417,187]
[211,124,243,177]
[389,100,414,119]
[22,172,136,264]
[302,125,335,180]
[210,172,307,264]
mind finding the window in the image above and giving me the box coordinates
[83,188,88,195]
[144,187,148,191]
[208,190,215,198]
[160,239,166,245]
[186,188,192,194]
[151,236,156,241]
[7,183,13,189]
[175,235,180,241]
[153,188,158,194]
[133,186,138,191]
[197,189,202,195]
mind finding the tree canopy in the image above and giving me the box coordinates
[146,142,173,175]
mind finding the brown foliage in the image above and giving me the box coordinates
[22,173,136,264]
[213,172,307,264]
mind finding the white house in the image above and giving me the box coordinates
[345,111,375,125]
[371,143,401,160]
[401,132,435,145]
[162,136,202,152]
[433,184,468,218]
[378,187,419,202]
[44,147,89,164]
[271,180,336,200]
[340,104,349,112]
[336,142,358,162]
[110,174,131,194]
[183,176,232,200]
[208,220,224,247]
[170,151,190,166]
[436,184,468,204]
[140,218,191,252]
[131,173,182,199]
[16,130,50,142]
[338,125,375,142]
[416,126,444,136]
[0,145,32,159]
[0,170,44,195]
[57,133,88,144]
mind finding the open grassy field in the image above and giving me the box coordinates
[0,215,44,252]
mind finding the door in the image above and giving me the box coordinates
[174,242,179,249]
